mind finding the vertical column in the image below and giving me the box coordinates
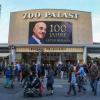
[83,46,87,64]
[11,45,16,64]
[58,53,62,64]
[49,52,50,64]
[36,49,41,64]
[9,52,11,64]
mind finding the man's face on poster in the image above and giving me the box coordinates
[33,22,47,39]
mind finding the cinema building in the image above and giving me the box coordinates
[8,9,100,64]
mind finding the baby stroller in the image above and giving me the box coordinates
[23,76,43,97]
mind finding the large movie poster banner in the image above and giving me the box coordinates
[28,21,72,44]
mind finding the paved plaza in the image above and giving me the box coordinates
[0,78,100,100]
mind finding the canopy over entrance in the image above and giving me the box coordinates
[0,53,10,57]
[88,53,100,58]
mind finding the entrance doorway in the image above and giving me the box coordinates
[22,52,77,65]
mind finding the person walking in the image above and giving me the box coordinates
[67,66,77,96]
[76,64,86,93]
[88,64,100,96]
[46,66,55,95]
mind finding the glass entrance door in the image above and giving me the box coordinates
[22,52,77,65]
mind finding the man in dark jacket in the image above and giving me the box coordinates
[89,64,100,96]
[46,67,54,95]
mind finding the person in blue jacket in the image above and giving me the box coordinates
[5,65,11,88]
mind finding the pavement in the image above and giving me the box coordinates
[0,77,100,100]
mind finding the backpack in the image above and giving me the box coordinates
[90,68,98,78]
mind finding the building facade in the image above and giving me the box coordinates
[0,44,9,65]
[8,9,98,64]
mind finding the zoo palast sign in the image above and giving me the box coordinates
[23,12,79,19]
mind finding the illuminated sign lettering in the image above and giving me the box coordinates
[23,12,79,19]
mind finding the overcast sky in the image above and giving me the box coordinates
[0,0,100,43]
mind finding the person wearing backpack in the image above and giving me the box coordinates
[67,66,77,96]
[89,64,100,96]
[76,64,86,92]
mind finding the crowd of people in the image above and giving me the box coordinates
[0,61,100,97]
